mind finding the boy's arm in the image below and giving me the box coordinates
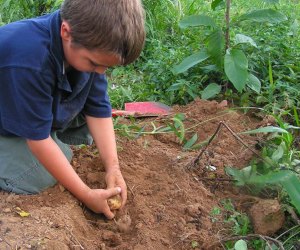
[85,115,127,207]
[26,137,121,219]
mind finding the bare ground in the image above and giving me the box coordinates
[0,99,275,250]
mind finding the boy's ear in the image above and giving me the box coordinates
[60,21,71,41]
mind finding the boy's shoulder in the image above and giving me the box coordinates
[0,11,61,72]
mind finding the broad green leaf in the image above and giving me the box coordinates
[183,133,198,150]
[247,74,261,93]
[234,239,248,250]
[167,80,187,91]
[281,175,300,213]
[224,49,248,92]
[179,15,216,29]
[248,171,300,213]
[172,51,209,74]
[206,29,225,69]
[201,83,221,100]
[211,0,224,10]
[234,34,257,48]
[239,9,287,24]
[227,167,300,213]
[240,126,288,134]
[226,166,257,186]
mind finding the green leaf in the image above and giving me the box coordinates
[234,34,257,48]
[247,171,300,213]
[227,167,300,213]
[201,83,221,100]
[271,142,285,162]
[239,9,287,24]
[172,117,185,143]
[247,74,261,93]
[167,80,187,91]
[226,166,257,186]
[179,14,216,28]
[183,133,198,150]
[234,239,248,250]
[206,29,225,69]
[172,51,209,74]
[240,126,288,135]
[211,0,224,10]
[281,174,300,213]
[224,49,248,92]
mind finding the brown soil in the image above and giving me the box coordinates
[0,99,273,250]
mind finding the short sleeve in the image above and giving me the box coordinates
[83,73,112,118]
[0,67,54,140]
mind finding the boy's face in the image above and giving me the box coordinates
[61,21,121,73]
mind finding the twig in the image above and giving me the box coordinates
[187,122,223,169]
[128,185,136,199]
[0,236,11,248]
[208,234,284,250]
[276,225,300,240]
[286,206,300,225]
[67,227,84,250]
[187,121,272,169]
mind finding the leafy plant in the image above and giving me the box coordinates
[0,0,62,23]
[226,123,300,213]
[172,0,288,97]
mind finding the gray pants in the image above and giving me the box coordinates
[0,117,92,194]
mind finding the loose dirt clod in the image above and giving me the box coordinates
[249,199,285,236]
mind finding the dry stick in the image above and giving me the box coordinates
[286,206,300,225]
[208,234,284,250]
[67,228,84,250]
[128,185,136,199]
[187,121,272,170]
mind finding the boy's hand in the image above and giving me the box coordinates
[105,168,127,208]
[84,187,122,219]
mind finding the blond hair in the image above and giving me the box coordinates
[60,0,145,65]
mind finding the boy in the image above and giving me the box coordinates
[0,0,145,219]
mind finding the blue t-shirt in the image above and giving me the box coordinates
[0,10,112,140]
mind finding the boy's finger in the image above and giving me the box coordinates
[105,187,121,198]
[103,207,115,220]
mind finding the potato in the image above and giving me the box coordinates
[107,194,122,210]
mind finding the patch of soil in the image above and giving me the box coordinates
[0,99,268,249]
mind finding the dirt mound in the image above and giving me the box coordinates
[0,99,265,250]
